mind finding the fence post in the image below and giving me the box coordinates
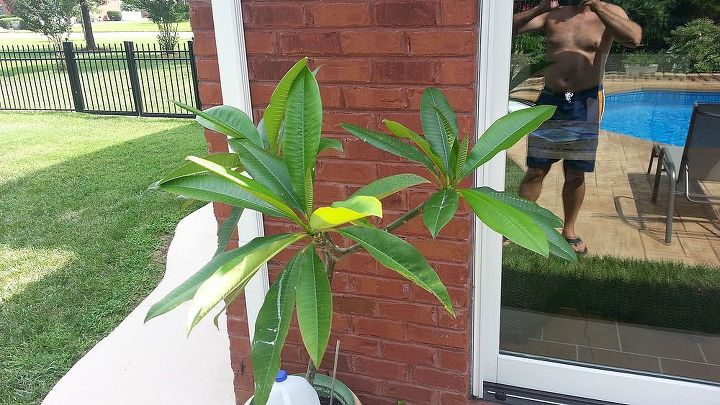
[187,40,202,109]
[124,41,143,116]
[62,42,85,112]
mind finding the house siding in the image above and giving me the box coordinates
[188,1,481,403]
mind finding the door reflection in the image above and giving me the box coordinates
[503,0,720,384]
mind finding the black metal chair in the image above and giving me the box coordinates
[648,103,720,243]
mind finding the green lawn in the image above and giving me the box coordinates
[0,112,206,405]
[0,20,192,38]
[70,20,192,33]
[502,160,720,333]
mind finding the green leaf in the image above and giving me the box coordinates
[472,187,562,228]
[284,67,322,212]
[174,102,263,148]
[251,248,304,405]
[423,189,459,239]
[455,137,469,181]
[256,118,269,149]
[351,174,430,200]
[459,188,549,257]
[461,105,555,179]
[341,124,436,172]
[228,139,304,213]
[433,106,458,146]
[471,188,575,261]
[536,219,578,262]
[296,247,332,367]
[509,61,553,92]
[263,58,308,153]
[420,88,458,173]
[187,233,307,333]
[304,167,314,214]
[145,236,275,323]
[383,119,445,175]
[337,226,454,315]
[319,137,343,154]
[159,173,287,218]
[155,153,243,186]
[214,207,244,257]
[186,156,303,224]
[449,131,459,181]
[309,196,382,230]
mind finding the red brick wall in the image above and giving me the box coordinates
[189,1,480,404]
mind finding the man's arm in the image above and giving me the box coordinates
[582,0,642,47]
[513,0,557,36]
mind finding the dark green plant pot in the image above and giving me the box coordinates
[298,374,362,405]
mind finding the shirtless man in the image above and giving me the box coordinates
[513,0,641,254]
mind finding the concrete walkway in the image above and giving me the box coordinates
[42,204,235,405]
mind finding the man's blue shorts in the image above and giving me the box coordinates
[526,85,604,173]
[527,155,596,172]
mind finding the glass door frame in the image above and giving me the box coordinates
[471,1,720,403]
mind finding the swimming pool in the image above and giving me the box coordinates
[601,90,720,146]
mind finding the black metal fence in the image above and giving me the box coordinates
[0,41,201,118]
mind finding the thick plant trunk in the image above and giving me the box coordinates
[80,0,96,50]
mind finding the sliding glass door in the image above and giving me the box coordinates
[474,1,720,403]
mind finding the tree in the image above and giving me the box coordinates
[667,19,720,73]
[612,0,678,50]
[675,0,720,25]
[79,0,96,50]
[123,0,189,51]
[9,0,77,49]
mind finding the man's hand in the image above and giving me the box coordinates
[540,0,560,12]
[579,0,602,12]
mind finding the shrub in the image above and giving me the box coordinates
[106,10,122,21]
[667,18,720,73]
[514,32,546,65]
[0,16,21,29]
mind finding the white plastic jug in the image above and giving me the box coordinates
[244,370,321,405]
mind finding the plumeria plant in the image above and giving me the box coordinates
[144,57,576,405]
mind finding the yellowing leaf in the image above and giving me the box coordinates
[309,196,382,230]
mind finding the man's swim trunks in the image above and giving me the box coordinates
[526,85,604,173]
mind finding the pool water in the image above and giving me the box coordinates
[601,90,720,146]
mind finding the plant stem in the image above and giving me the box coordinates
[305,359,318,385]
[386,203,425,233]
[338,203,425,256]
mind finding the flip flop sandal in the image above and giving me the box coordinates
[564,236,588,256]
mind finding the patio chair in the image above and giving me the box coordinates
[647,103,720,243]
